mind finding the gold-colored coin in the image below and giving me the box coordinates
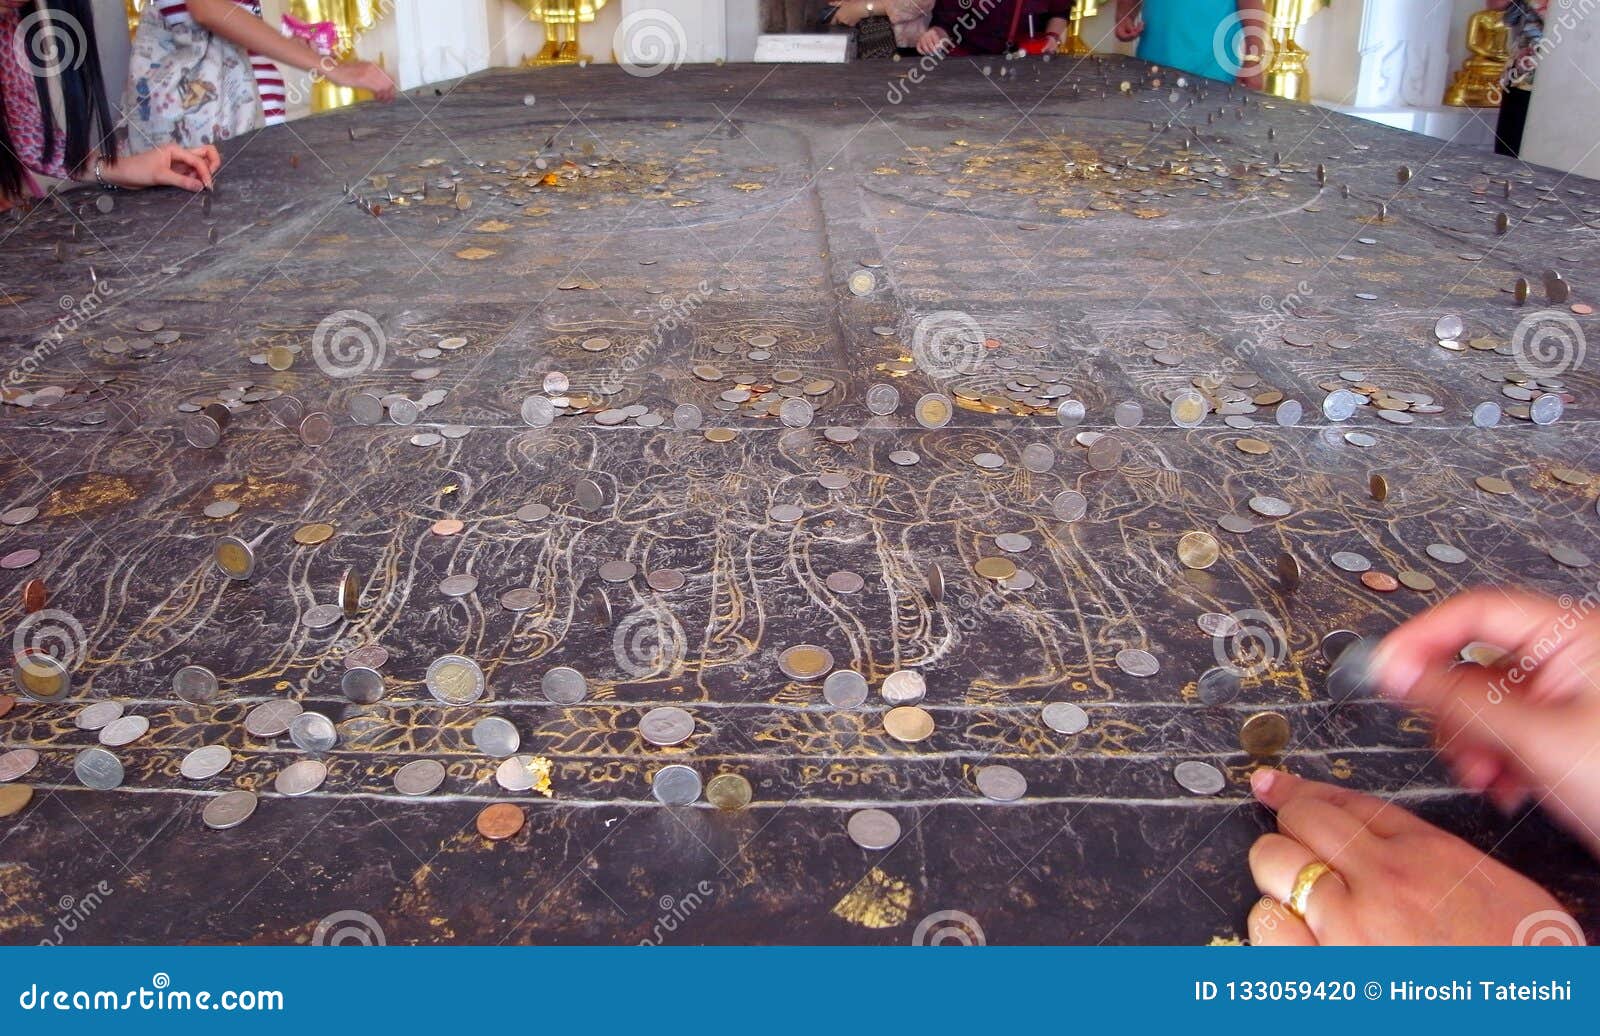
[915,395,952,428]
[1369,473,1389,502]
[704,428,737,443]
[0,783,33,819]
[293,523,335,545]
[1475,476,1514,496]
[692,365,724,382]
[777,645,832,680]
[1397,570,1437,592]
[1176,531,1220,570]
[1235,438,1271,455]
[214,538,253,578]
[14,655,67,702]
[974,556,1017,581]
[265,345,295,371]
[339,568,362,618]
[1551,467,1591,486]
[884,705,935,743]
[1252,390,1284,406]
[705,773,753,811]
[1239,711,1291,757]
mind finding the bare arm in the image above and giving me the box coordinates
[187,0,325,72]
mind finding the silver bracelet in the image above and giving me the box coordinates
[94,158,120,191]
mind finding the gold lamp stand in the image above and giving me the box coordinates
[515,0,610,66]
[1061,0,1098,56]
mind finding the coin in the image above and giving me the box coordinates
[74,747,123,791]
[651,764,703,806]
[847,270,876,296]
[541,666,587,704]
[471,716,521,758]
[994,533,1032,553]
[777,645,833,681]
[1051,491,1088,522]
[914,394,953,429]
[288,712,338,753]
[1086,436,1124,471]
[1056,399,1086,427]
[476,802,525,840]
[880,669,927,705]
[1330,551,1371,573]
[302,604,344,629]
[1236,438,1271,456]
[1177,532,1220,570]
[1530,393,1564,425]
[1247,495,1291,518]
[1319,629,1360,665]
[974,556,1017,581]
[439,573,479,597]
[1323,389,1361,421]
[823,669,869,708]
[299,412,333,447]
[1275,400,1303,427]
[426,655,485,705]
[13,651,68,702]
[1196,667,1241,706]
[706,773,753,811]
[1240,711,1291,756]
[0,749,39,782]
[275,759,328,797]
[350,392,385,425]
[515,503,551,523]
[1472,401,1502,428]
[1359,570,1399,593]
[778,398,813,428]
[1549,544,1593,569]
[673,403,703,430]
[576,479,604,511]
[889,450,920,466]
[97,714,149,748]
[1369,473,1389,502]
[1475,476,1513,495]
[1115,648,1159,677]
[0,505,38,526]
[1398,570,1438,591]
[203,790,258,830]
[203,500,240,520]
[1327,638,1377,702]
[0,695,15,720]
[883,705,934,743]
[1019,443,1056,473]
[846,808,901,850]
[1173,760,1225,795]
[1277,552,1303,591]
[494,756,542,792]
[640,706,695,746]
[975,764,1027,801]
[0,784,33,818]
[180,745,232,780]
[244,699,302,737]
[74,700,124,731]
[866,384,900,415]
[598,560,637,584]
[642,568,687,594]
[293,523,335,546]
[1170,389,1207,428]
[338,568,362,618]
[1040,701,1089,734]
[825,571,865,594]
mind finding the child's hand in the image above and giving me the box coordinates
[1114,0,1143,41]
[100,144,220,192]
[915,27,951,55]
[328,60,397,102]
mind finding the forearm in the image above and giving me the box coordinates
[1236,0,1266,32]
[188,0,325,72]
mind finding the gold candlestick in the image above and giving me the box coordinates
[1444,3,1510,107]
[1061,0,1099,56]
[514,0,610,66]
[1261,0,1316,103]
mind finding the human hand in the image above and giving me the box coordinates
[327,59,397,102]
[1371,588,1600,856]
[1247,770,1583,945]
[98,144,220,192]
[828,0,870,27]
[916,27,952,56]
[1114,0,1143,42]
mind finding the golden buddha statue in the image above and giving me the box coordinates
[514,0,611,66]
[1444,3,1510,107]
[1061,0,1099,56]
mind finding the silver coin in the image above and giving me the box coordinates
[823,670,869,708]
[344,645,389,671]
[1343,431,1378,448]
[778,398,813,428]
[995,533,1032,553]
[1115,648,1160,677]
[288,712,338,753]
[0,749,39,782]
[0,505,39,526]
[349,392,385,426]
[180,745,232,781]
[640,706,695,747]
[975,764,1027,801]
[426,655,486,705]
[1247,495,1291,518]
[672,403,703,431]
[1425,543,1467,565]
[1330,551,1371,573]
[769,504,803,523]
[576,479,604,511]
[541,666,587,705]
[823,426,860,444]
[471,716,521,758]
[1041,701,1089,734]
[1275,399,1303,427]
[880,669,927,705]
[1196,667,1241,706]
[846,808,901,850]
[500,588,539,612]
[202,790,258,830]
[244,699,302,738]
[1530,393,1564,426]
[275,759,328,797]
[1472,401,1502,428]
[301,604,345,630]
[889,450,920,466]
[74,747,124,791]
[817,472,851,491]
[543,371,570,394]
[1051,491,1088,522]
[410,432,443,448]
[866,384,900,416]
[1086,436,1124,471]
[1113,400,1144,427]
[74,700,124,731]
[1197,612,1240,637]
[1549,544,1593,568]
[340,666,386,704]
[651,764,702,806]
[1434,314,1465,340]
[1020,443,1056,473]
[203,500,240,519]
[521,395,556,428]
[1327,639,1377,702]
[439,573,480,597]
[1322,389,1362,421]
[183,414,223,449]
[494,755,542,792]
[1173,760,1225,795]
[1056,399,1086,427]
[299,412,334,447]
[394,758,446,796]
[825,571,865,594]
[515,502,552,523]
[646,568,686,592]
[599,560,638,584]
[1320,629,1360,665]
[973,452,1006,470]
[97,714,149,747]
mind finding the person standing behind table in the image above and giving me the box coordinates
[0,0,218,204]
[826,0,934,54]
[1113,0,1267,90]
[123,0,396,151]
[916,0,1071,56]
[1488,0,1546,157]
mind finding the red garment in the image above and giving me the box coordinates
[929,0,1068,54]
[0,7,72,192]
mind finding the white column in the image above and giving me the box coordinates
[1351,0,1453,110]
[1521,8,1600,177]
[394,0,496,90]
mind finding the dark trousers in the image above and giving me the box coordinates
[1495,86,1531,157]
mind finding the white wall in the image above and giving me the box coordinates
[1522,4,1600,178]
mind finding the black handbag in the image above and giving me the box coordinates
[853,14,897,58]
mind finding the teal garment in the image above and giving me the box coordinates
[1134,0,1242,84]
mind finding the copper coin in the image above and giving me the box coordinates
[431,519,465,537]
[1475,476,1514,496]
[0,783,32,819]
[0,694,15,720]
[476,802,525,841]
[1369,473,1388,502]
[1573,303,1594,316]
[1239,711,1291,756]
[20,579,45,614]
[1360,571,1399,593]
